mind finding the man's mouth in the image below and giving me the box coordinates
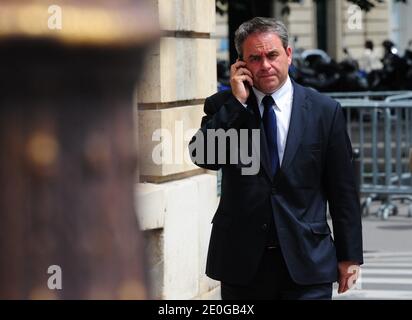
[259,74,276,78]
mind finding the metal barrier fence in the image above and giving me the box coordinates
[333,91,412,219]
[328,91,412,100]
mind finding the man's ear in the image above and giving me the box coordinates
[286,46,293,65]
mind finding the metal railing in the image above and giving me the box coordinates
[332,91,412,219]
[327,91,412,100]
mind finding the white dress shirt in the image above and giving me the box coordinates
[250,76,293,165]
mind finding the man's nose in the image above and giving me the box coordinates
[260,57,271,70]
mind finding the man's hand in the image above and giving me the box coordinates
[230,60,253,104]
[337,261,360,294]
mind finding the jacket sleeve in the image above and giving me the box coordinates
[188,94,251,170]
[324,102,364,264]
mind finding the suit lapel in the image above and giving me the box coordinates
[280,81,309,172]
[245,91,273,183]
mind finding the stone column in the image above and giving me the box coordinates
[136,0,219,299]
[326,0,343,61]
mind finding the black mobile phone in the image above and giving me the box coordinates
[238,55,252,89]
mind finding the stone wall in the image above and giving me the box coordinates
[135,0,220,299]
[286,0,316,50]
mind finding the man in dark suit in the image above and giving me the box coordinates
[189,17,363,300]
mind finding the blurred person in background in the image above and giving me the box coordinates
[359,40,383,74]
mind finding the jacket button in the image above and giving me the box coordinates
[271,187,277,195]
[261,223,268,230]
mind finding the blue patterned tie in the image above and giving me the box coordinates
[262,95,280,177]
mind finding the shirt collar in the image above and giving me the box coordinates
[252,76,292,111]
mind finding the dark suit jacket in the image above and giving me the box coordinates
[189,80,363,286]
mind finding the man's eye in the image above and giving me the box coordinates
[250,56,259,62]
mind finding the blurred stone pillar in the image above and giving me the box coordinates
[0,0,158,299]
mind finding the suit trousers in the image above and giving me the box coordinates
[220,247,333,300]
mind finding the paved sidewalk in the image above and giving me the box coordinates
[333,200,412,299]
[357,200,412,253]
[333,251,412,299]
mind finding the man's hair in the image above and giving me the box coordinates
[365,40,374,50]
[234,17,289,59]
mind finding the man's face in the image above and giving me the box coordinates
[242,32,292,94]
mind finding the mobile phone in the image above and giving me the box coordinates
[238,55,252,89]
